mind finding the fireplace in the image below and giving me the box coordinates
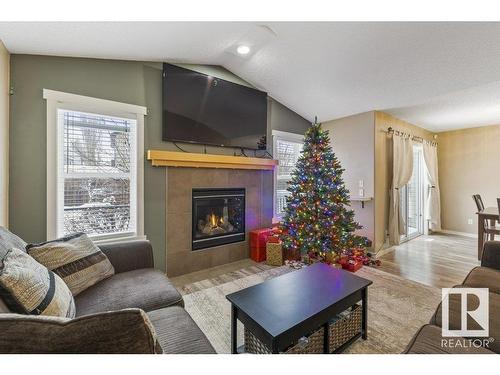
[192,188,245,250]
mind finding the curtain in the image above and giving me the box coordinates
[388,136,414,245]
[423,142,441,231]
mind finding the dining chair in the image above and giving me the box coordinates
[473,194,485,212]
[475,195,500,242]
[497,198,500,224]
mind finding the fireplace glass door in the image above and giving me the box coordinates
[192,188,245,250]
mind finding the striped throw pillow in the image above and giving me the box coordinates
[27,233,115,296]
[0,248,76,318]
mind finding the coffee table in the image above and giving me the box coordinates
[226,262,372,353]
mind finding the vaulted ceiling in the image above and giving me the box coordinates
[2,22,500,132]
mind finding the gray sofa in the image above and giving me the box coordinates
[404,240,500,354]
[0,232,215,354]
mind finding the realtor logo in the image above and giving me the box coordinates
[441,288,489,337]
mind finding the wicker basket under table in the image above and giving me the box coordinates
[244,303,362,354]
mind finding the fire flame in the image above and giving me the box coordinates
[210,213,217,227]
[209,213,224,228]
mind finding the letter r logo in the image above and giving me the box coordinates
[441,288,489,337]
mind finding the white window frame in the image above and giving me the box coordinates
[272,130,304,223]
[44,89,146,243]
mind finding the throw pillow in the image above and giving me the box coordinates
[0,226,27,259]
[0,248,76,318]
[26,233,115,296]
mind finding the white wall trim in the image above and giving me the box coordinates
[272,129,304,142]
[271,130,305,222]
[46,97,58,240]
[43,89,147,116]
[0,41,9,228]
[437,229,478,239]
[44,89,146,241]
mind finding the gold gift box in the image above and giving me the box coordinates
[266,242,283,266]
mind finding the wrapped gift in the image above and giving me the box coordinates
[249,228,274,262]
[266,242,283,266]
[345,259,363,272]
[249,228,274,249]
[250,246,267,262]
[267,235,280,244]
[338,255,349,268]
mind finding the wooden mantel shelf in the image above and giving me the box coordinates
[147,150,278,170]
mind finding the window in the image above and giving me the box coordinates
[44,90,146,242]
[272,130,304,220]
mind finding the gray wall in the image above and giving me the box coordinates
[9,54,309,270]
[322,112,375,243]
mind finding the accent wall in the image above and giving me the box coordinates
[8,54,310,271]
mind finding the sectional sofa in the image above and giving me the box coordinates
[405,240,499,354]
[0,228,215,354]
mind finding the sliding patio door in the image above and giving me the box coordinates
[399,144,425,242]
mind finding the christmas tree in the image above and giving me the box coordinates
[280,121,365,258]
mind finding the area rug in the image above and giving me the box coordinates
[182,265,442,354]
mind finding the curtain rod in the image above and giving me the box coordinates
[385,126,438,146]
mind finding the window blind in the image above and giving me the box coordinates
[57,110,137,238]
[274,138,303,217]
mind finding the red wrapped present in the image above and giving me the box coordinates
[249,228,274,249]
[337,256,363,272]
[344,259,363,272]
[338,255,349,268]
[250,246,266,262]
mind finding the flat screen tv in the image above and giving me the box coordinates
[162,63,268,150]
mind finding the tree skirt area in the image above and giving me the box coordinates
[181,265,442,354]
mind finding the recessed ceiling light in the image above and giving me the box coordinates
[237,45,250,55]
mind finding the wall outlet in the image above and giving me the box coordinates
[467,218,474,225]
[358,188,364,197]
[359,179,364,188]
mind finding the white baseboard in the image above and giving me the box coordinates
[436,229,478,239]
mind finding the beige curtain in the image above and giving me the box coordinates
[423,142,441,231]
[388,135,414,245]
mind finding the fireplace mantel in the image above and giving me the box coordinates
[147,150,278,170]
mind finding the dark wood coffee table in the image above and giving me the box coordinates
[226,262,372,353]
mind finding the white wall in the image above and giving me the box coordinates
[0,40,8,227]
[322,112,375,243]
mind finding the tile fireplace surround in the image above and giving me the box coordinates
[166,167,273,276]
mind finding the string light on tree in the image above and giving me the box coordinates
[279,119,367,258]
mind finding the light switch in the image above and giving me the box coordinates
[358,188,364,197]
[359,180,364,188]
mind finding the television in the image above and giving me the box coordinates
[162,63,268,150]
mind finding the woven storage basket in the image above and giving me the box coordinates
[244,304,362,354]
[266,242,283,266]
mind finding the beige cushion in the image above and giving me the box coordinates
[147,306,215,354]
[0,248,75,318]
[75,268,183,316]
[0,308,162,354]
[462,266,500,295]
[27,233,114,296]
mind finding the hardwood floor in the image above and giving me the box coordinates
[171,233,480,290]
[377,233,480,289]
